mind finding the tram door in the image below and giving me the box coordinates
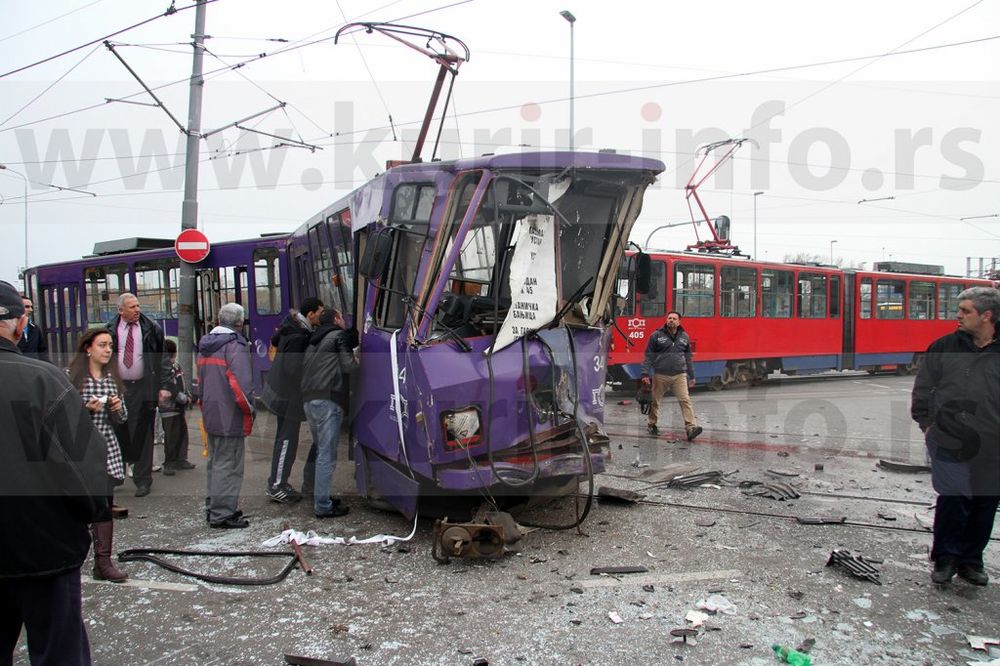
[41,283,85,366]
[196,266,249,339]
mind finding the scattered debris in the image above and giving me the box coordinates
[696,594,737,615]
[743,481,800,501]
[642,584,655,592]
[968,635,1000,651]
[597,486,645,504]
[608,611,624,624]
[685,610,710,627]
[796,516,846,525]
[668,471,724,489]
[638,463,702,484]
[285,655,356,666]
[878,459,931,473]
[590,566,649,576]
[826,549,882,585]
[877,512,897,521]
[766,468,800,478]
[787,589,805,601]
[813,463,824,472]
[694,518,716,527]
[670,628,698,644]
[796,638,816,654]
[777,451,789,457]
[432,518,505,563]
[484,511,524,545]
[473,658,489,666]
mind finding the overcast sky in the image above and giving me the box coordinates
[1,0,997,286]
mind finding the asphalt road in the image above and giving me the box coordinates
[15,374,999,665]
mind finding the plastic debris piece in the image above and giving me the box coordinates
[685,610,710,627]
[968,635,1000,651]
[697,594,737,615]
[608,611,624,624]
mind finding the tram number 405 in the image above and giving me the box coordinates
[627,331,645,340]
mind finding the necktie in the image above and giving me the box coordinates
[123,323,136,369]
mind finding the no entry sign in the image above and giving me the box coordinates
[175,229,210,263]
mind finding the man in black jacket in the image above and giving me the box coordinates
[640,311,702,441]
[16,295,48,363]
[912,286,1000,586]
[106,293,172,497]
[300,308,358,518]
[0,280,108,665]
[265,298,324,503]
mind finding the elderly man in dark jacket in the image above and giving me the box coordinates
[301,308,358,518]
[198,303,255,529]
[640,311,702,441]
[0,280,108,665]
[106,293,172,497]
[912,286,1000,586]
[264,297,324,503]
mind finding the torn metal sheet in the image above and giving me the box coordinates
[638,463,702,484]
[597,486,645,504]
[667,471,724,488]
[878,459,931,473]
[826,548,882,585]
[743,481,800,500]
[285,655,357,666]
[590,565,649,575]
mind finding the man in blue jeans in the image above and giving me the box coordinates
[300,308,358,518]
[911,286,1000,586]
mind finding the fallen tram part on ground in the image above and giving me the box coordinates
[117,547,304,586]
[826,548,882,585]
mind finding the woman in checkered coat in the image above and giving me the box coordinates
[68,329,129,582]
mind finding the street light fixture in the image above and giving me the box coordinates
[753,191,764,259]
[559,10,576,151]
[830,239,838,265]
[0,164,28,278]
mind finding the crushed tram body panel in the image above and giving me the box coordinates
[292,152,665,518]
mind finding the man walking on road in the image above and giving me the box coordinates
[0,280,109,665]
[264,297,324,503]
[640,311,702,441]
[911,286,1000,586]
[198,303,255,529]
[106,293,171,497]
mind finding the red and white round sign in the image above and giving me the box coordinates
[175,228,210,264]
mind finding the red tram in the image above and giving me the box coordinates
[608,252,992,390]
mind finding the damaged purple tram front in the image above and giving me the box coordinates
[338,152,664,518]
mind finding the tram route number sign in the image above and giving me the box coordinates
[175,229,211,264]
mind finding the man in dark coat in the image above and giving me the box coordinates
[264,298,324,503]
[16,295,48,363]
[198,303,255,528]
[640,311,702,441]
[0,280,108,665]
[106,293,172,497]
[912,286,1000,586]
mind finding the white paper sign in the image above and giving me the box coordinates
[491,214,558,352]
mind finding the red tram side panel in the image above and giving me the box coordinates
[609,252,990,390]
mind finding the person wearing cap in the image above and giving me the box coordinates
[0,280,109,665]
[16,295,48,363]
[105,293,172,498]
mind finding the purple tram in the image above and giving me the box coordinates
[23,234,290,392]
[290,151,665,518]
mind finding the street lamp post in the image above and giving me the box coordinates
[753,191,764,259]
[559,10,576,151]
[830,239,838,265]
[0,164,29,278]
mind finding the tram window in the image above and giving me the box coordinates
[937,283,962,319]
[673,263,715,317]
[253,248,282,315]
[378,231,424,329]
[761,270,793,318]
[875,279,905,319]
[720,266,757,318]
[797,273,827,318]
[135,260,178,320]
[84,264,130,323]
[908,281,935,320]
[830,275,841,318]
[312,221,345,314]
[557,192,615,305]
[860,278,873,319]
[639,260,666,317]
[392,183,436,224]
[615,259,635,316]
[336,210,355,313]
[217,266,248,309]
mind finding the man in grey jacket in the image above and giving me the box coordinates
[300,309,358,518]
[197,303,255,529]
[640,311,702,441]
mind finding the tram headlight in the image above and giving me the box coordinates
[442,407,482,451]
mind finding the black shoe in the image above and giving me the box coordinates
[647,425,659,436]
[210,514,249,529]
[267,483,303,504]
[315,505,350,518]
[134,485,151,498]
[957,564,989,586]
[686,426,703,442]
[161,464,175,476]
[173,460,196,470]
[931,559,956,584]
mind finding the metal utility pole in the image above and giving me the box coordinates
[177,0,207,383]
[559,11,576,151]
